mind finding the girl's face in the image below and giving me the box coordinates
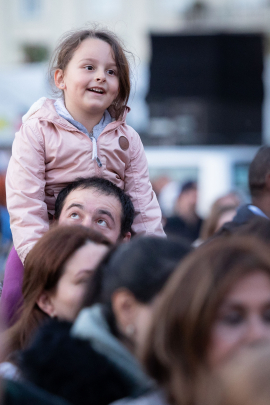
[56,38,119,121]
[38,242,108,321]
[208,271,270,367]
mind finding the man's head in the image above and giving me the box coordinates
[249,146,270,200]
[55,177,134,243]
[174,181,198,222]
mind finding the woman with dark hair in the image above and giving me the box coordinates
[0,225,110,375]
[73,236,190,357]
[19,236,190,404]
[112,235,270,405]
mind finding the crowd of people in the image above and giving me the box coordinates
[0,144,269,404]
[0,25,270,405]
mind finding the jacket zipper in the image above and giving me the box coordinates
[90,131,102,169]
[90,123,123,171]
[53,118,123,171]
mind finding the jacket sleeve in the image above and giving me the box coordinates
[6,121,48,263]
[124,128,165,237]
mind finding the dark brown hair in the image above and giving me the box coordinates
[249,146,270,197]
[1,225,111,359]
[49,27,131,120]
[142,236,270,405]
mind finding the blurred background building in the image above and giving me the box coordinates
[0,0,270,238]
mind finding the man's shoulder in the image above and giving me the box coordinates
[232,204,257,225]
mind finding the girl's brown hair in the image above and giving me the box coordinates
[142,235,270,405]
[1,225,111,360]
[49,27,131,120]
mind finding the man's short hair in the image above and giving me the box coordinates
[249,146,270,198]
[180,181,197,195]
[55,177,135,237]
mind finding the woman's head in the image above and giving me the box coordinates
[24,225,110,321]
[200,205,237,241]
[143,236,270,405]
[83,236,190,353]
[4,225,110,356]
[50,27,131,120]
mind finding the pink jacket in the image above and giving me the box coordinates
[6,98,165,263]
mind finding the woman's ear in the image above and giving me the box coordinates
[112,289,137,335]
[54,69,66,90]
[36,292,56,318]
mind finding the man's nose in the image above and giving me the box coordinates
[82,216,93,228]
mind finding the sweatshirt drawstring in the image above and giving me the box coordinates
[91,136,102,167]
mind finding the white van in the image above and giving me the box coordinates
[145,145,260,217]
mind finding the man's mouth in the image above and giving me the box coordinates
[88,87,105,94]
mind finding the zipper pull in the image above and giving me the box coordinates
[96,157,102,167]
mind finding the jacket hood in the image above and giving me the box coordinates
[22,97,129,133]
[71,304,154,397]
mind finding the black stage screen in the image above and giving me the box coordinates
[147,33,264,145]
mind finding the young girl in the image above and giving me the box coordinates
[3,28,165,324]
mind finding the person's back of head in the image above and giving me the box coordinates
[83,236,191,309]
[80,236,190,352]
[249,146,270,199]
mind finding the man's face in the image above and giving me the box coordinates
[58,188,130,243]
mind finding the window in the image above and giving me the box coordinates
[232,162,250,197]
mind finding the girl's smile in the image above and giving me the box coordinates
[55,37,119,132]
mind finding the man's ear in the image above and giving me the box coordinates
[36,292,56,318]
[54,69,66,90]
[122,232,131,243]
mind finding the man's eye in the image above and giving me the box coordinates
[97,219,107,227]
[85,65,94,71]
[70,213,79,219]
